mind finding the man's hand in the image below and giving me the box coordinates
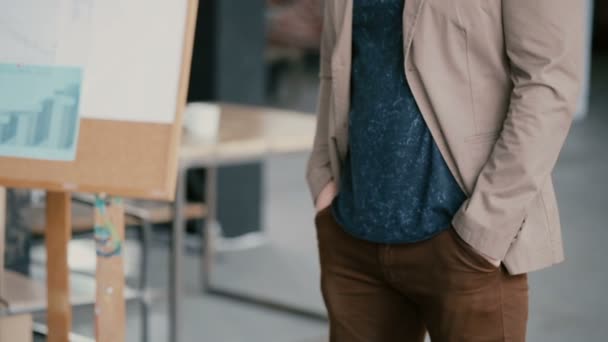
[315,181,337,213]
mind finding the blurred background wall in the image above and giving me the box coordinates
[593,1,607,52]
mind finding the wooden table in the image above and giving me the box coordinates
[170,103,316,342]
[180,103,315,162]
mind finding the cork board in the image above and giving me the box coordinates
[0,0,198,200]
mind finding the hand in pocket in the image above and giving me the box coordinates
[315,181,337,213]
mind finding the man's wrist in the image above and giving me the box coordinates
[479,251,501,267]
[315,181,336,212]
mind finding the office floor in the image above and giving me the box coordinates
[31,56,608,341]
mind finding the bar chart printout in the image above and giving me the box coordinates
[0,64,82,160]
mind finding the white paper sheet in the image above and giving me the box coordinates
[1,0,187,124]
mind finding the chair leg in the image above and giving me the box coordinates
[140,298,150,342]
[138,220,153,342]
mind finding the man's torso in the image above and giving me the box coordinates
[318,0,567,275]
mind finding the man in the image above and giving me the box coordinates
[306,0,584,341]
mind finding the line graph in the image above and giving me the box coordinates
[0,20,57,58]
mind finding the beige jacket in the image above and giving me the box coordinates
[306,0,585,274]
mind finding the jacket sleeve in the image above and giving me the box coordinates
[452,0,585,260]
[306,0,335,203]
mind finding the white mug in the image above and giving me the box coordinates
[183,102,220,142]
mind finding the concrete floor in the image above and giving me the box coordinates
[32,56,608,341]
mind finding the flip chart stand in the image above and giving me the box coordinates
[44,193,127,341]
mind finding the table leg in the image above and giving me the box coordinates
[170,169,187,342]
[197,162,328,322]
[201,167,218,291]
[139,220,153,342]
[45,191,72,342]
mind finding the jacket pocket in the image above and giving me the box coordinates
[433,228,498,273]
[449,228,499,272]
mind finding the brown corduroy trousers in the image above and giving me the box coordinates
[315,207,529,342]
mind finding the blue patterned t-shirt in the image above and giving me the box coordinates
[331,0,466,243]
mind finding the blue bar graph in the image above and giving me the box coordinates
[0,63,82,160]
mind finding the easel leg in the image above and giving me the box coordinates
[0,187,6,300]
[45,191,72,342]
[94,196,126,342]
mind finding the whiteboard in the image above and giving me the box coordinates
[0,0,188,124]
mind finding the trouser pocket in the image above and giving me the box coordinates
[448,228,499,271]
[433,227,498,273]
